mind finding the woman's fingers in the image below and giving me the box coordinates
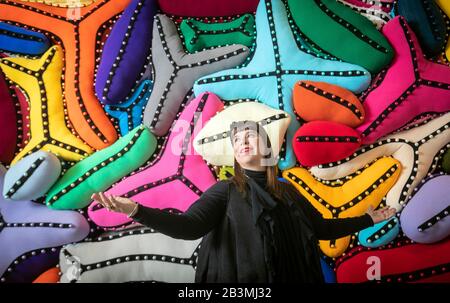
[99,192,113,211]
[92,193,137,215]
[91,192,106,207]
[377,206,396,220]
[385,207,396,219]
[91,193,102,203]
[107,194,118,210]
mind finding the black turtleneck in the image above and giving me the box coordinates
[243,168,267,188]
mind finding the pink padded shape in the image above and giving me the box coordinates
[357,17,450,144]
[88,92,223,228]
[343,0,393,13]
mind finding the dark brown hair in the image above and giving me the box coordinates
[229,120,297,201]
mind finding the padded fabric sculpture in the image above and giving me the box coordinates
[337,0,392,29]
[88,93,222,228]
[32,267,60,283]
[0,46,94,165]
[311,112,450,211]
[3,151,61,201]
[336,239,450,282]
[105,80,152,136]
[193,101,291,167]
[95,0,156,105]
[180,14,256,53]
[287,0,394,74]
[358,217,400,248]
[436,0,450,61]
[293,81,365,127]
[0,71,17,164]
[293,121,362,167]
[156,0,260,17]
[344,0,395,13]
[45,125,157,210]
[400,174,450,244]
[194,0,371,170]
[3,85,31,160]
[59,226,201,283]
[0,21,50,56]
[282,157,401,257]
[143,14,249,137]
[356,17,450,145]
[397,0,447,57]
[0,0,133,149]
[0,165,90,283]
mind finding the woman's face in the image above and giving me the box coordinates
[232,129,266,168]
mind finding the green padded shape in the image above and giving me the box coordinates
[180,14,255,53]
[287,0,393,74]
[45,125,157,210]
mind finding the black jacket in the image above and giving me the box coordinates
[132,170,374,283]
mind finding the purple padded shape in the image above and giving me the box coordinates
[400,174,450,244]
[7,249,59,283]
[95,0,157,104]
[0,165,89,282]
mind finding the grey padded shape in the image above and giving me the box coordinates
[143,14,250,136]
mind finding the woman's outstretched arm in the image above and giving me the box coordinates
[92,180,229,240]
[295,192,395,240]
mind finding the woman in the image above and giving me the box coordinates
[92,120,396,283]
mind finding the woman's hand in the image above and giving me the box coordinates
[365,205,397,224]
[91,192,138,216]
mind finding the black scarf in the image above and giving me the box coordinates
[243,169,324,283]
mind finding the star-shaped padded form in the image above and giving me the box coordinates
[0,46,93,165]
[283,157,401,258]
[194,0,371,170]
[88,93,222,228]
[106,80,152,136]
[59,226,201,283]
[143,14,249,137]
[357,17,450,145]
[0,0,132,150]
[311,112,450,211]
[0,165,90,283]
